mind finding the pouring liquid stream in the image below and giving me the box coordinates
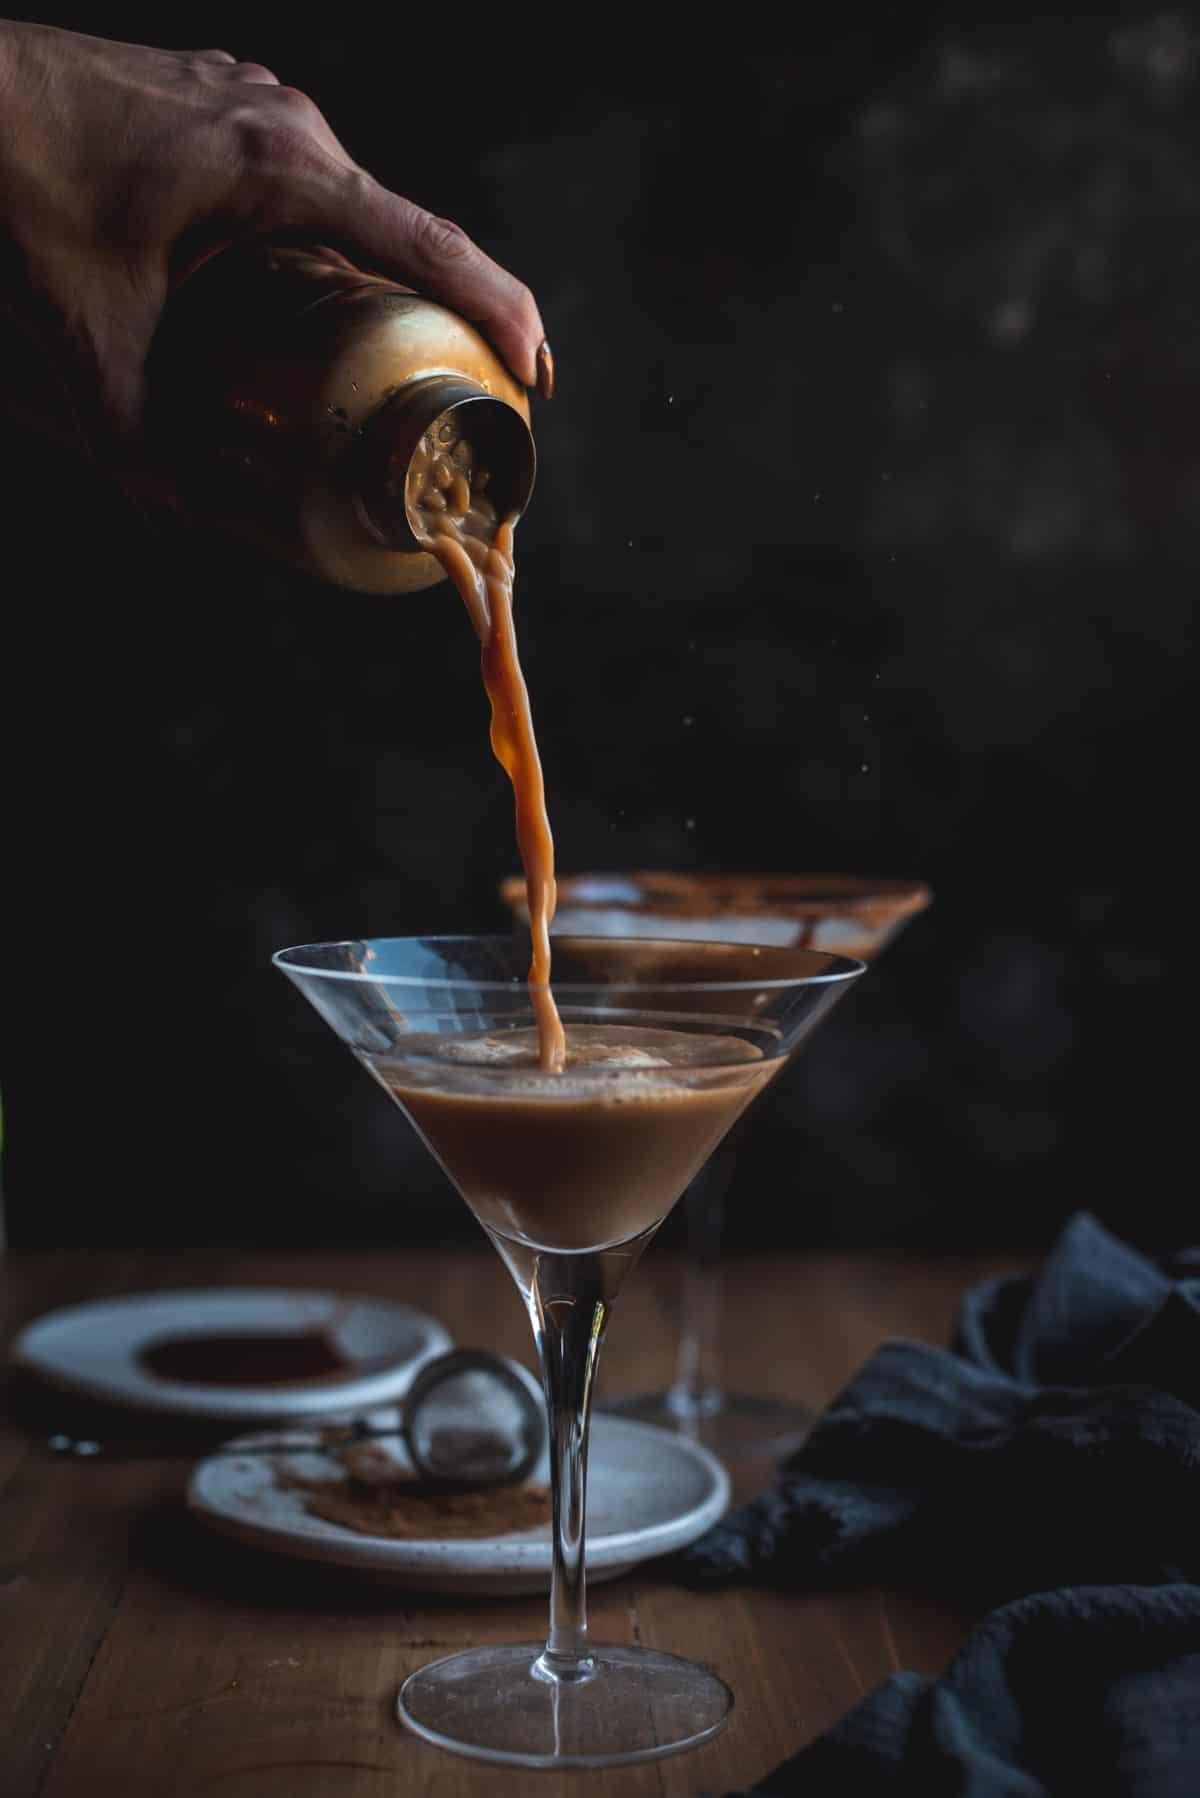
[411,431,565,1072]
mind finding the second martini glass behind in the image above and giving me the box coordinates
[274,933,863,1769]
[502,873,931,1457]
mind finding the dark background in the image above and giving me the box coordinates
[3,10,1195,1255]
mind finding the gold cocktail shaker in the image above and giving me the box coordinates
[146,244,536,593]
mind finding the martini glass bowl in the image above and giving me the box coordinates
[501,875,932,1457]
[274,933,863,1769]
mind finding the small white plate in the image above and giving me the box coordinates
[188,1413,730,1594]
[10,1289,453,1422]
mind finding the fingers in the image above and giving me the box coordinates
[250,146,546,386]
[188,48,279,83]
[315,172,546,388]
[181,68,547,393]
[184,74,544,383]
[231,61,280,86]
[262,84,347,160]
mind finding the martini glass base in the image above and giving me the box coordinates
[397,1642,733,1769]
[601,1386,818,1460]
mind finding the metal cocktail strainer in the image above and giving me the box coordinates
[399,1348,545,1487]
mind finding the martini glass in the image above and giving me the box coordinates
[274,933,863,1769]
[500,874,932,1457]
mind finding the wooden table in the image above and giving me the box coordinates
[1,1249,1013,1798]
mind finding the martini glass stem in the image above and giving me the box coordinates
[668,1147,734,1420]
[526,1252,609,1682]
[670,1192,723,1417]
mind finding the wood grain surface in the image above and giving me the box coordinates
[0,1248,1010,1797]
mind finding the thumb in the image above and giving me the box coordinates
[68,264,192,519]
[77,263,169,446]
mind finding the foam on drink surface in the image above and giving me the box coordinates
[378,1024,763,1104]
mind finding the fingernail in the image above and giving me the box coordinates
[536,339,555,400]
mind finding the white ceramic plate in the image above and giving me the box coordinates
[10,1289,453,1422]
[188,1412,730,1594]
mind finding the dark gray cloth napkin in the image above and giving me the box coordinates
[675,1214,1200,1796]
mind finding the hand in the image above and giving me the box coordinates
[0,22,547,454]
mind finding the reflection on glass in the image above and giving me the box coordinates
[500,876,932,1457]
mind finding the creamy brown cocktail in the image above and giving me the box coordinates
[365,1025,773,1256]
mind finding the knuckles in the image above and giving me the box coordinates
[410,211,477,268]
[267,86,327,131]
[224,97,332,186]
